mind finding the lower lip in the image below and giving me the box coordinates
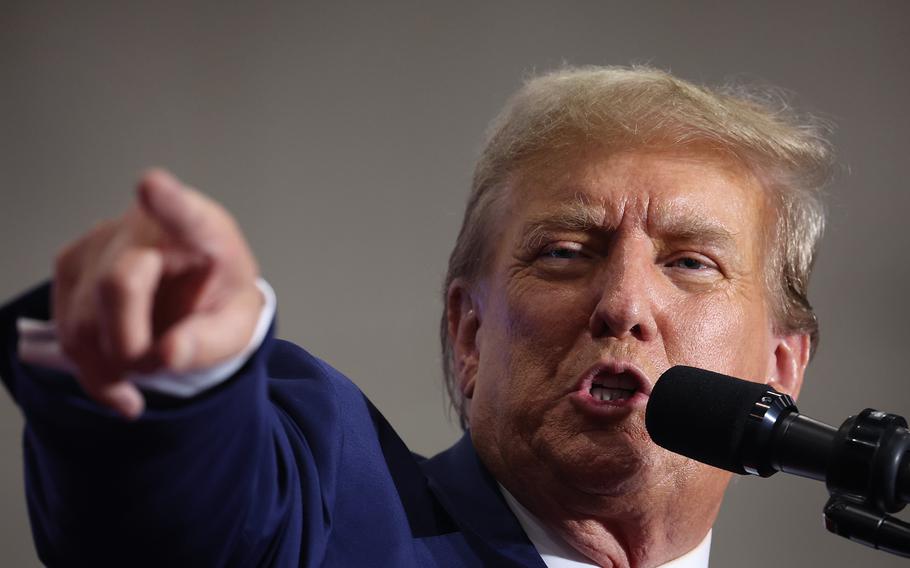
[570,389,649,417]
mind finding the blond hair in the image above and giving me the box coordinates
[441,66,833,427]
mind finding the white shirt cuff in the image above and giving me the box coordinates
[16,278,276,399]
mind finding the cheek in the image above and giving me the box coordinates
[661,291,769,379]
[505,279,593,368]
[475,279,592,406]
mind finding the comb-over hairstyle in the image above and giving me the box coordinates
[441,66,834,428]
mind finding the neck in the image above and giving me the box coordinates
[514,486,713,567]
[477,435,726,567]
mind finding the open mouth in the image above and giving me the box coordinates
[572,361,650,415]
[589,372,638,402]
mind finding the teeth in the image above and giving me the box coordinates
[590,385,635,401]
[592,373,637,390]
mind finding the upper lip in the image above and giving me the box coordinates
[576,360,653,397]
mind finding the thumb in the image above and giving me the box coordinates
[155,286,263,372]
[80,374,146,421]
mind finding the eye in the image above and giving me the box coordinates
[542,247,582,260]
[662,252,723,277]
[666,257,710,270]
[538,242,585,261]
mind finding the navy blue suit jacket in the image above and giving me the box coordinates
[0,283,547,567]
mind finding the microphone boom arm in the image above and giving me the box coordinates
[822,408,910,557]
[645,366,910,559]
[743,394,910,557]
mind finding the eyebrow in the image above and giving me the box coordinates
[517,195,740,251]
[517,196,607,251]
[652,216,740,250]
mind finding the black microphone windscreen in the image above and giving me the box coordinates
[645,366,771,474]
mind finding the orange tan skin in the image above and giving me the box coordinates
[50,151,809,566]
[51,169,261,419]
[446,148,811,567]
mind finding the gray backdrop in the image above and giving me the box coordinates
[2,1,908,566]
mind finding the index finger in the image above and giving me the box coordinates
[136,168,232,254]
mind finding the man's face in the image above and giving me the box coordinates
[457,147,805,507]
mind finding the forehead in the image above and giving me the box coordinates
[504,148,769,241]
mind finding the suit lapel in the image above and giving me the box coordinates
[422,432,547,568]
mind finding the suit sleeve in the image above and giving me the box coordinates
[0,282,342,567]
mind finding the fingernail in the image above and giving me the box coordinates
[143,167,179,189]
[138,169,181,211]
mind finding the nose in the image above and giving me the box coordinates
[588,237,658,342]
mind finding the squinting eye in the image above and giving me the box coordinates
[543,249,578,258]
[667,257,709,270]
[542,247,582,260]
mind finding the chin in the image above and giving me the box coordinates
[548,431,659,496]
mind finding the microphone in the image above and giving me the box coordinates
[644,366,910,510]
[645,365,910,557]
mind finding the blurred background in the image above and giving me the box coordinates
[1,1,908,565]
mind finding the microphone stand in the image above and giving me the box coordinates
[821,409,910,557]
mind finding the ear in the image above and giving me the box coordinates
[766,333,811,400]
[446,278,481,400]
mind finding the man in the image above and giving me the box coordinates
[0,66,831,567]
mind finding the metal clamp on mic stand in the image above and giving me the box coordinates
[645,366,910,559]
[822,409,910,557]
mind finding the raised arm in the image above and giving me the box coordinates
[0,171,325,566]
[45,168,262,418]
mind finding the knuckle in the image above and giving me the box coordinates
[54,219,119,281]
[58,318,98,361]
[98,269,129,300]
[99,255,149,301]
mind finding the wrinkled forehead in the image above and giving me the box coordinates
[493,146,774,264]
[505,146,771,226]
